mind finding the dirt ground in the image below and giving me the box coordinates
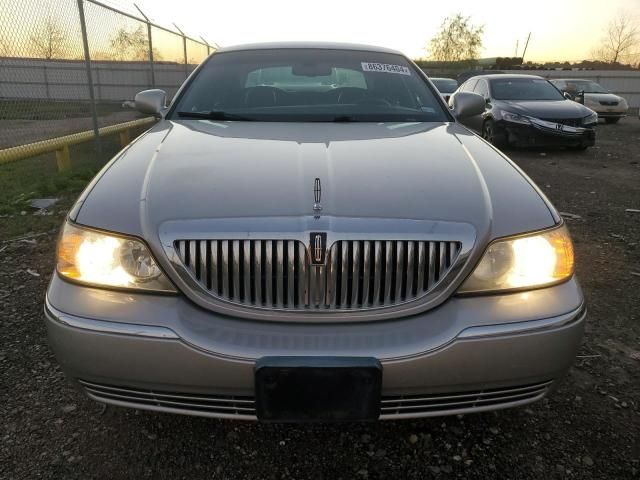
[1,118,639,479]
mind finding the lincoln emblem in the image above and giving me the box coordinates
[313,178,322,218]
[309,232,327,265]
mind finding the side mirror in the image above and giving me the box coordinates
[135,89,167,116]
[449,92,486,120]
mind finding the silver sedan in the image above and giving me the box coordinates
[45,42,585,422]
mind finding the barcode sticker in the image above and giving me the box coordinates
[361,62,411,75]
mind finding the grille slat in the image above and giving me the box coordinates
[232,240,240,302]
[428,241,436,289]
[265,241,273,305]
[211,241,218,294]
[297,242,306,307]
[362,241,371,306]
[243,241,251,303]
[340,243,349,306]
[395,241,405,301]
[221,241,229,298]
[276,240,284,308]
[351,241,361,307]
[383,241,393,304]
[406,241,415,297]
[372,241,383,307]
[175,239,460,311]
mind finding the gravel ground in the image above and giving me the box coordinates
[1,118,639,479]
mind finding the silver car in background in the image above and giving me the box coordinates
[45,42,585,422]
[550,78,629,123]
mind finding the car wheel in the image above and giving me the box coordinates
[482,120,506,148]
[605,117,620,124]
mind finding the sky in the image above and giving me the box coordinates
[122,0,639,62]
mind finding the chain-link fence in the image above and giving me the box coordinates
[0,0,214,157]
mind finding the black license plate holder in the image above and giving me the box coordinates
[255,357,382,422]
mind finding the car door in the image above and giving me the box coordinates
[465,79,489,133]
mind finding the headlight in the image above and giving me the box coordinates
[458,225,574,294]
[583,112,598,125]
[57,222,176,292]
[584,97,599,108]
[500,110,530,125]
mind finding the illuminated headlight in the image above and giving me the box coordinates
[458,225,574,294]
[500,110,530,125]
[57,222,176,292]
[583,112,598,125]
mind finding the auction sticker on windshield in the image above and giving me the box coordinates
[361,62,411,75]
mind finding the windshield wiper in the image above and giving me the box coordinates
[177,111,256,121]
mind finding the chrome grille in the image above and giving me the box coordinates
[380,380,552,418]
[175,239,461,311]
[541,117,581,127]
[326,240,460,309]
[79,380,255,418]
[176,240,307,309]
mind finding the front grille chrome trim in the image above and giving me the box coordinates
[173,238,462,313]
[160,220,476,322]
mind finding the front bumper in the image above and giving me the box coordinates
[498,120,596,148]
[45,274,586,420]
[594,110,627,119]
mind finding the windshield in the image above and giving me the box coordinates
[170,49,449,122]
[431,78,458,94]
[490,78,565,101]
[564,80,608,94]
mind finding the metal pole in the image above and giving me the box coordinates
[135,4,155,88]
[200,36,210,56]
[173,23,188,79]
[76,0,101,153]
[521,32,531,63]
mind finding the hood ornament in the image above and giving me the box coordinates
[313,178,322,219]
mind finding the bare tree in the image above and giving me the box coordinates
[109,26,161,61]
[591,11,639,64]
[427,14,484,62]
[30,17,68,59]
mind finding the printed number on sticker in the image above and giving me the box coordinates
[361,62,411,75]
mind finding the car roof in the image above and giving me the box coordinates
[216,41,403,55]
[550,78,597,82]
[470,74,545,81]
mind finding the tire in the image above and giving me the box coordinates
[605,117,620,124]
[482,120,507,148]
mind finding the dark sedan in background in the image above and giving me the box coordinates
[430,77,458,102]
[453,74,598,149]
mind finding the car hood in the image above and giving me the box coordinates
[75,120,556,245]
[495,99,592,119]
[584,93,623,102]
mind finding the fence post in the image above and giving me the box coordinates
[76,0,101,154]
[43,64,50,100]
[200,36,210,56]
[135,4,155,88]
[173,23,188,79]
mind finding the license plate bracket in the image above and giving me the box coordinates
[255,356,382,422]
